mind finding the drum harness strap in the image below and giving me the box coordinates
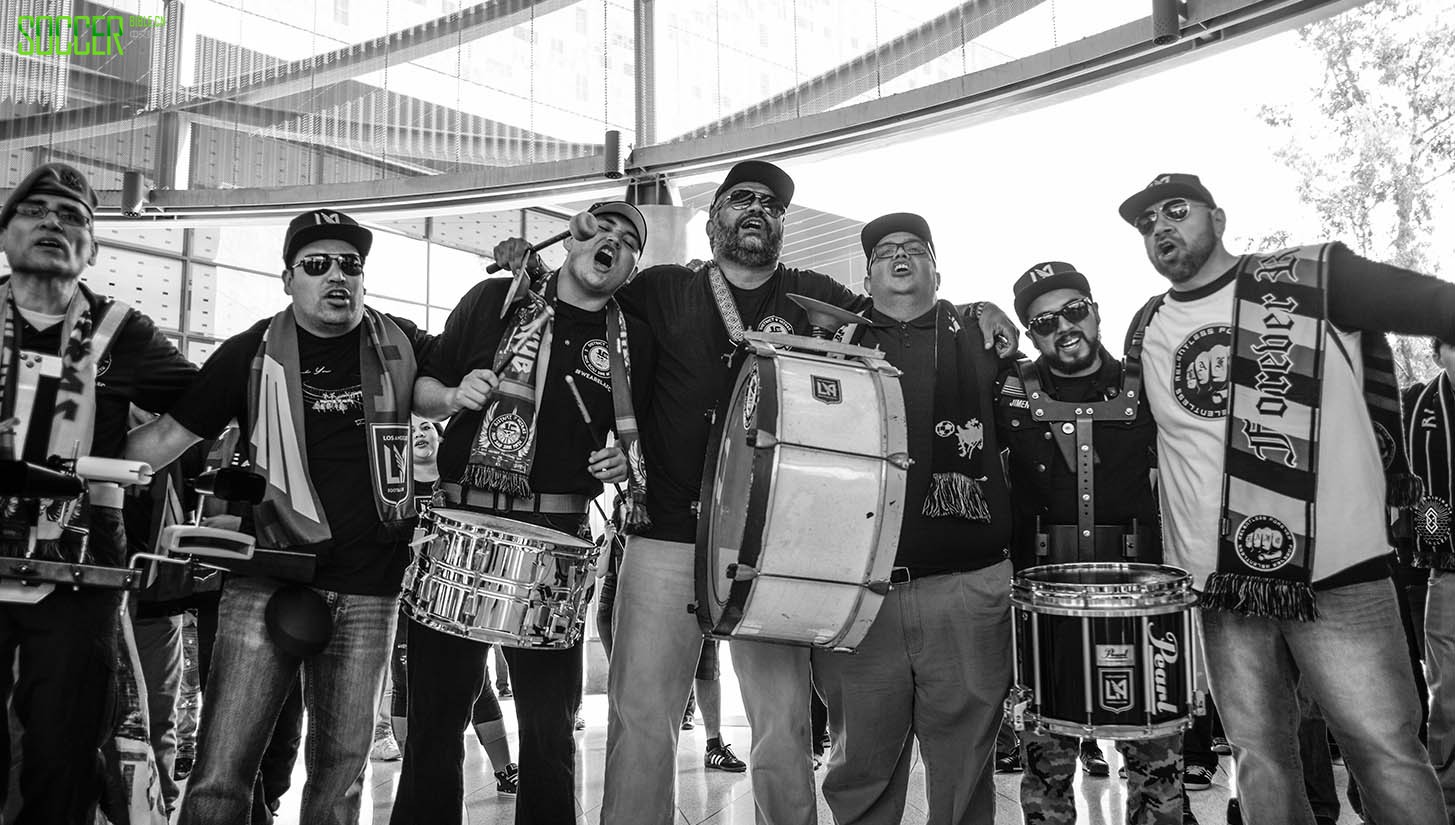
[1018,325,1147,562]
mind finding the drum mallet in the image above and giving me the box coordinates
[488,211,600,317]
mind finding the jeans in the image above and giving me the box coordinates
[177,576,395,825]
[1426,568,1455,819]
[812,562,1012,825]
[1202,577,1443,825]
[132,612,184,812]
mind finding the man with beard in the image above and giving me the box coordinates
[810,213,1014,825]
[0,162,197,823]
[127,208,433,825]
[1119,172,1453,823]
[395,201,648,825]
[494,164,1018,825]
[996,262,1196,825]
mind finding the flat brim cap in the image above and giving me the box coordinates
[1,162,98,228]
[1013,261,1092,324]
[588,200,648,247]
[861,212,934,259]
[712,160,795,207]
[1117,172,1217,225]
[283,209,374,264]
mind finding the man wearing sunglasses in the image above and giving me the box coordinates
[996,261,1200,825]
[1120,172,1455,824]
[811,212,1016,825]
[394,201,648,825]
[0,163,197,822]
[128,208,434,825]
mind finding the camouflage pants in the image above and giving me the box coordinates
[1019,731,1183,825]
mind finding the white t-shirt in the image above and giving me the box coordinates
[1141,276,1390,588]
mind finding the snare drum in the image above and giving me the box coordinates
[1007,563,1198,740]
[695,334,907,650]
[402,509,597,648]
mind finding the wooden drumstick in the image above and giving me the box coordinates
[564,375,625,498]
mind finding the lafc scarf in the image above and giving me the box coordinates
[464,274,650,529]
[1406,373,1455,569]
[1198,244,1405,620]
[846,301,991,522]
[247,308,415,549]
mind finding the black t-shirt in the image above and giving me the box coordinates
[615,263,870,543]
[859,306,1012,575]
[166,311,432,596]
[5,293,196,463]
[421,277,651,496]
[995,354,1160,569]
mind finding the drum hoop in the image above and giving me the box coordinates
[429,508,594,551]
[1018,713,1191,741]
[1009,598,1196,617]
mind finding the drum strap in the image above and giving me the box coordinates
[706,263,748,345]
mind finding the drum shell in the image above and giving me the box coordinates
[696,343,906,650]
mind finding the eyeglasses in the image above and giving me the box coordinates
[1133,198,1201,236]
[721,189,787,217]
[13,202,90,227]
[292,253,364,277]
[1027,297,1095,336]
[870,241,933,261]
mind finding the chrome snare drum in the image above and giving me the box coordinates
[402,509,597,648]
[1007,563,1199,740]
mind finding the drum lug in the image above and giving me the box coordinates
[746,430,778,448]
[865,579,892,596]
[725,563,758,581]
[1194,688,1207,716]
[1005,686,1032,732]
[886,452,912,470]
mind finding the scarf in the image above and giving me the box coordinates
[1406,373,1455,569]
[464,274,650,528]
[846,300,991,522]
[247,307,415,549]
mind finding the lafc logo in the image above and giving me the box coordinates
[1150,175,1173,187]
[1028,264,1057,281]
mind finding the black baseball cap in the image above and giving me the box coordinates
[282,209,373,265]
[1,162,98,229]
[1118,173,1218,225]
[1013,261,1093,324]
[588,200,648,247]
[861,212,935,260]
[712,160,795,208]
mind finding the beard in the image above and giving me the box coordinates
[1150,230,1215,284]
[1043,330,1101,375]
[707,211,782,267]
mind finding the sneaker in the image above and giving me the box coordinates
[705,742,747,772]
[369,736,401,761]
[574,714,586,731]
[1226,798,1242,825]
[681,714,695,730]
[173,755,194,781]
[495,763,519,796]
[813,752,824,770]
[1079,743,1110,777]
[994,751,1022,773]
[1184,764,1215,791]
[498,685,512,698]
[1211,736,1232,756]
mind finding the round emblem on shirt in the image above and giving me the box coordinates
[1373,422,1397,469]
[582,339,611,379]
[1172,324,1232,419]
[1233,515,1296,572]
[742,362,761,432]
[1416,496,1452,545]
[757,315,793,335]
[487,413,530,454]
[95,353,112,379]
[934,420,956,438]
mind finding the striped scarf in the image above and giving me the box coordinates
[1406,373,1455,569]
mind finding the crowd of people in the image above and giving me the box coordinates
[2,155,1455,825]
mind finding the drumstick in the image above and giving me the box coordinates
[565,375,626,499]
[491,305,555,374]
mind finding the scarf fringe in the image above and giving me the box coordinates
[1202,572,1318,621]
[459,465,532,498]
[921,472,990,522]
[1411,548,1455,572]
[1388,473,1424,508]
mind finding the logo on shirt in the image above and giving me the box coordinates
[1373,422,1397,469]
[757,315,793,335]
[1234,515,1296,571]
[936,419,984,460]
[487,412,530,454]
[582,339,611,379]
[1172,324,1231,419]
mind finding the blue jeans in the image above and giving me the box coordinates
[1202,577,1443,825]
[1425,568,1455,819]
[177,577,395,825]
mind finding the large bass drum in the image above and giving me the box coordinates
[695,333,907,651]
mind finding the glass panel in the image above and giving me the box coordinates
[212,266,288,338]
[367,296,428,329]
[359,230,429,302]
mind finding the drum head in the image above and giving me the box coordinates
[1022,563,1187,588]
[429,508,594,550]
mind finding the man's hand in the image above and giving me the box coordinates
[491,238,543,275]
[975,301,1020,357]
[449,369,500,412]
[588,445,628,484]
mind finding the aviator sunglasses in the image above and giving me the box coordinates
[292,253,364,277]
[721,189,788,217]
[1027,297,1094,337]
[1133,198,1201,236]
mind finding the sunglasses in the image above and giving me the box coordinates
[13,202,90,227]
[870,241,932,261]
[1027,297,1095,337]
[721,189,787,217]
[1133,198,1201,236]
[293,253,364,277]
